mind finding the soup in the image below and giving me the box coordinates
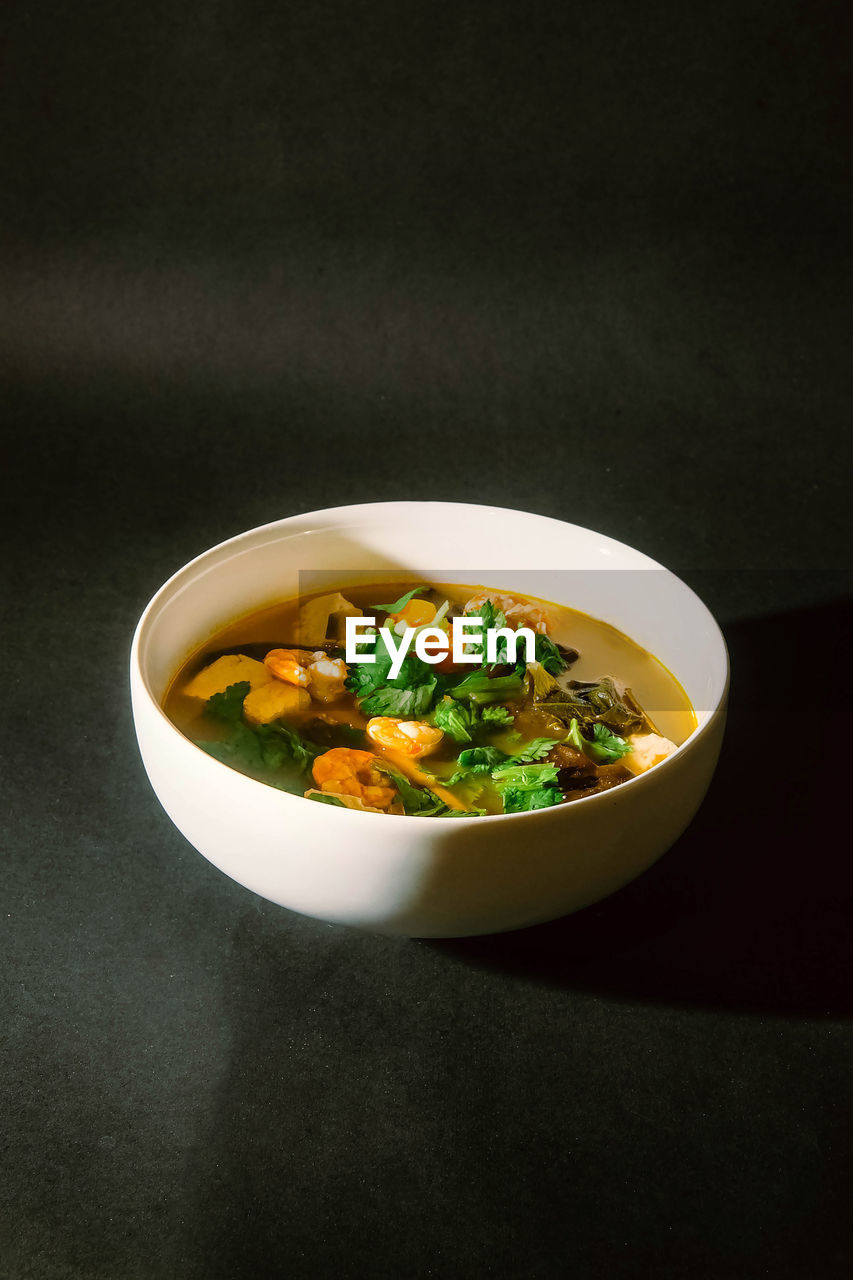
[163,583,696,817]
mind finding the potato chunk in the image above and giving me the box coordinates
[243,681,312,726]
[184,654,272,700]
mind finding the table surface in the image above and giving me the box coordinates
[3,1,852,1277]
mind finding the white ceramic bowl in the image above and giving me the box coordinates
[130,502,728,937]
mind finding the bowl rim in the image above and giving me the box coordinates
[130,500,730,827]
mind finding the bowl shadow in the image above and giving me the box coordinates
[427,598,853,1017]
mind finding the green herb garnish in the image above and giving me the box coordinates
[360,679,438,719]
[449,671,525,704]
[374,762,467,817]
[369,586,428,614]
[490,760,563,814]
[204,681,251,722]
[534,633,570,676]
[566,718,632,764]
[198,687,320,793]
[500,786,564,813]
[346,627,440,714]
[432,695,476,743]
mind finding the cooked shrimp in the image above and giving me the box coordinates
[366,717,444,759]
[264,648,349,702]
[306,654,348,702]
[264,648,312,687]
[463,591,551,634]
[312,748,399,811]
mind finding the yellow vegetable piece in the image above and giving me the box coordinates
[183,654,272,700]
[296,593,362,646]
[391,598,436,628]
[243,681,312,726]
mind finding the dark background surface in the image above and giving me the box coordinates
[2,1,852,1276]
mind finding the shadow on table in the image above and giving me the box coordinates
[427,598,853,1017]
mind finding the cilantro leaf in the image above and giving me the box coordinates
[369,586,427,614]
[204,681,251,722]
[490,757,563,815]
[432,696,476,743]
[346,627,439,714]
[491,761,560,790]
[509,736,561,763]
[360,678,437,718]
[590,722,632,762]
[373,762,458,816]
[500,786,564,813]
[461,600,513,666]
[198,721,264,770]
[254,722,321,773]
[458,745,507,769]
[566,718,631,764]
[443,737,560,786]
[480,704,514,728]
[197,715,320,796]
[344,628,392,697]
[432,696,515,743]
[534,634,570,676]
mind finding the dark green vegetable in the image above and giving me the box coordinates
[204,681,252,723]
[449,671,525,704]
[303,719,366,750]
[534,676,651,735]
[198,686,320,791]
[199,722,265,771]
[253,722,321,773]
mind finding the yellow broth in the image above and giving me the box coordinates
[163,583,696,812]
